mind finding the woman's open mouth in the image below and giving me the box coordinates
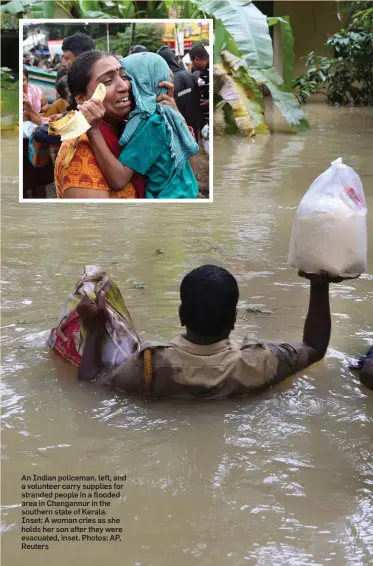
[116,96,132,108]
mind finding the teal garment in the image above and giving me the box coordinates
[119,113,198,199]
[120,52,199,172]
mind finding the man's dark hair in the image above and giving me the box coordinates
[157,45,182,72]
[62,33,95,56]
[180,265,239,337]
[67,50,108,108]
[189,43,209,61]
[56,75,69,100]
[130,45,147,54]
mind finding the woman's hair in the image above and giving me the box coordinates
[67,50,110,109]
[23,66,29,79]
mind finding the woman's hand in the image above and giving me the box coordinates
[156,80,179,112]
[159,79,174,98]
[23,102,46,125]
[23,98,33,113]
[298,270,361,284]
[76,291,108,330]
[77,99,105,129]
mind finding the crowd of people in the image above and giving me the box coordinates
[22,33,210,199]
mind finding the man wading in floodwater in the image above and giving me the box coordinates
[76,265,358,398]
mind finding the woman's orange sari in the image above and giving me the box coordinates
[55,134,138,199]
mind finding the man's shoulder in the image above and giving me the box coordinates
[139,339,172,353]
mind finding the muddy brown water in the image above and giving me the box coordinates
[1,104,373,565]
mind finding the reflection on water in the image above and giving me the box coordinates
[1,105,373,565]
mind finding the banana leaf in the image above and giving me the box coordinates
[214,63,270,136]
[221,50,309,132]
[117,1,136,17]
[222,61,270,134]
[214,18,226,63]
[201,0,273,69]
[0,0,28,14]
[249,15,295,89]
[80,10,118,17]
[249,68,309,132]
[29,0,53,18]
[267,16,288,26]
[78,0,101,10]
[280,16,295,89]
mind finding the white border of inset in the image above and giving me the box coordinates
[19,18,213,203]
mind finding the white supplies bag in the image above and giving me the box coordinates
[288,158,367,277]
[201,124,209,154]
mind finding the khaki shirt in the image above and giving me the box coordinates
[96,334,305,399]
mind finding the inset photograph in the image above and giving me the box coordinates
[20,19,211,201]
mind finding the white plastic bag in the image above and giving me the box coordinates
[201,124,209,154]
[288,158,367,277]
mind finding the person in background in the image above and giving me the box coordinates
[44,76,70,117]
[23,67,48,114]
[189,43,209,127]
[23,68,54,198]
[51,54,62,71]
[129,45,147,54]
[76,266,358,398]
[56,66,68,82]
[157,45,202,141]
[61,32,95,69]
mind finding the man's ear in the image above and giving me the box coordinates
[232,309,237,329]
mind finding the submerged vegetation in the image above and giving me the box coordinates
[293,1,373,107]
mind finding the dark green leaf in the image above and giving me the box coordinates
[42,1,55,17]
[0,0,24,14]
[214,19,225,63]
[78,0,101,11]
[280,16,294,89]
[267,16,288,26]
[201,0,273,69]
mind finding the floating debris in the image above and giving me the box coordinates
[134,283,147,289]
[246,305,273,314]
[156,249,165,254]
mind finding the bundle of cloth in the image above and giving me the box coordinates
[49,266,140,368]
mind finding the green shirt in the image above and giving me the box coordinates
[119,114,198,199]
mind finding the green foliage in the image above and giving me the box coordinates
[293,2,373,106]
[0,11,18,28]
[0,68,19,121]
[210,1,308,134]
[104,23,165,56]
[279,16,294,90]
[0,0,207,19]
[202,0,274,69]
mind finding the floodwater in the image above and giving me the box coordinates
[1,104,373,566]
